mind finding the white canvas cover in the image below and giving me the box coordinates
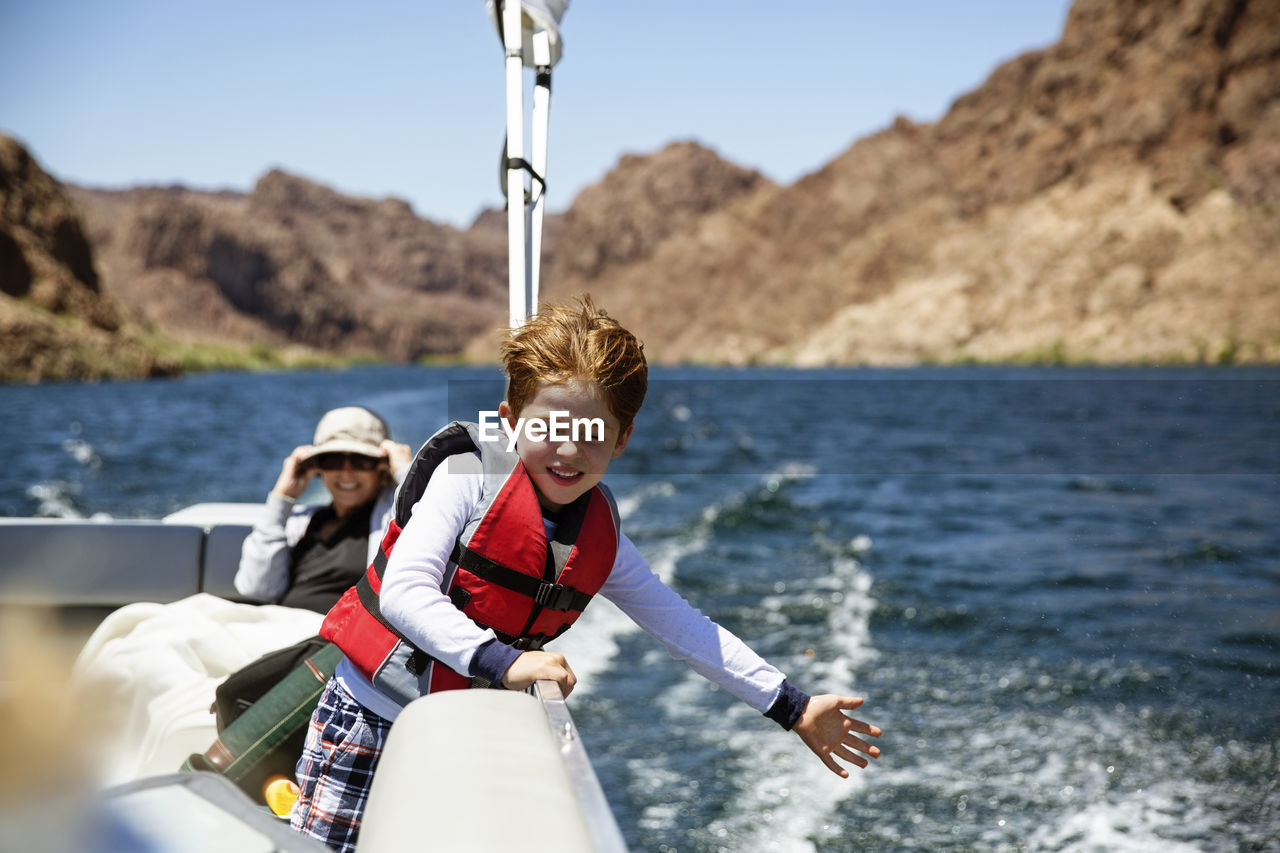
[485,0,568,66]
[70,594,322,785]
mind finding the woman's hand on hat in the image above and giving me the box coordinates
[272,445,316,500]
[381,440,413,473]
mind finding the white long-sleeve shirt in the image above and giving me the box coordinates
[235,487,397,603]
[336,451,793,723]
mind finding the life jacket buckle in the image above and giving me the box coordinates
[512,633,551,651]
[534,581,577,611]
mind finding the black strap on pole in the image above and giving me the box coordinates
[500,141,548,205]
[507,157,546,200]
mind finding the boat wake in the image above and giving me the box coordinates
[556,465,883,851]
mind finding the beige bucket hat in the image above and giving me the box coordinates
[301,406,390,462]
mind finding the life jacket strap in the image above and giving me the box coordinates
[450,541,594,612]
[489,623,571,651]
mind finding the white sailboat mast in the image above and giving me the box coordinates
[490,0,566,328]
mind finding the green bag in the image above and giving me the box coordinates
[182,641,343,804]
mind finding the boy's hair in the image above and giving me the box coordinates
[500,295,648,430]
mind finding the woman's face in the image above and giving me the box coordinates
[315,454,385,515]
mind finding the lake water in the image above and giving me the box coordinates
[2,365,1277,852]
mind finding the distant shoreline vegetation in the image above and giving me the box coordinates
[142,335,1280,374]
[5,331,1278,386]
[935,334,1277,368]
[136,335,487,377]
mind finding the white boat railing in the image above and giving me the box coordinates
[355,679,627,852]
[533,679,629,853]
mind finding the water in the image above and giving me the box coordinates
[2,366,1277,852]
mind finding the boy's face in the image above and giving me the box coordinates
[499,378,632,511]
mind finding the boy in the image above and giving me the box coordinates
[293,297,881,851]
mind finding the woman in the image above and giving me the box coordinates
[236,406,413,614]
[74,408,414,792]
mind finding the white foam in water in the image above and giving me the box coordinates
[26,481,85,519]
[612,480,676,521]
[697,463,817,529]
[628,518,880,851]
[697,547,878,852]
[61,438,102,468]
[544,597,627,695]
[1028,793,1206,853]
[550,470,781,699]
[812,552,879,685]
[615,467,885,849]
[768,462,818,489]
[551,537,700,697]
[550,479,701,696]
[21,438,103,518]
[860,680,1248,851]
[705,704,874,853]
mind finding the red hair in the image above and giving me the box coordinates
[500,295,647,430]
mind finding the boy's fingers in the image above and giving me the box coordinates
[830,745,869,768]
[560,666,577,697]
[843,734,881,758]
[843,717,882,738]
[820,752,850,778]
[834,696,865,710]
[550,655,576,696]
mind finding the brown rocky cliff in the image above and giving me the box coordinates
[75,170,510,361]
[1,137,112,326]
[548,0,1280,365]
[462,139,770,358]
[7,0,1277,376]
[0,136,174,382]
[545,140,771,282]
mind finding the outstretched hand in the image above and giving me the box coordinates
[793,694,882,778]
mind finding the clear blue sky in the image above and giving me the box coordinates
[0,1,1073,227]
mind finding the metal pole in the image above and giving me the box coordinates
[503,1,528,328]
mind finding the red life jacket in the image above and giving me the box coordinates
[320,421,619,705]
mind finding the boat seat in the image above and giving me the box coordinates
[201,524,259,603]
[0,520,205,606]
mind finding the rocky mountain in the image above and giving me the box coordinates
[546,140,771,283]
[460,139,770,359]
[0,136,173,382]
[543,0,1280,365]
[72,170,509,362]
[2,0,1276,381]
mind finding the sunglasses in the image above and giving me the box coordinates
[312,453,382,471]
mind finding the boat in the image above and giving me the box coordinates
[0,2,629,850]
[1,500,626,852]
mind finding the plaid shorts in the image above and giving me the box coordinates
[291,677,392,853]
